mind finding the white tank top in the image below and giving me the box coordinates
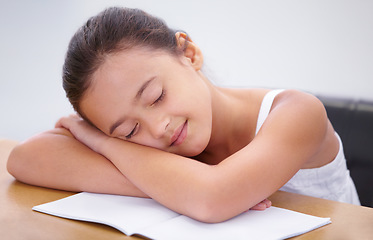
[255,89,360,205]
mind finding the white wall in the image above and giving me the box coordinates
[1,0,372,141]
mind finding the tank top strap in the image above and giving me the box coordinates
[255,89,285,135]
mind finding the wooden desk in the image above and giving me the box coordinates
[1,139,373,239]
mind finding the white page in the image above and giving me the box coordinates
[141,206,331,240]
[33,192,331,239]
[32,192,179,235]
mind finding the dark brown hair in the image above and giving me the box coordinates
[62,7,188,117]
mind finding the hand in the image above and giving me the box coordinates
[249,199,272,211]
[55,114,109,153]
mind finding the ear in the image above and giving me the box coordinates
[175,32,203,71]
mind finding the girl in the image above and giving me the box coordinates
[7,7,360,223]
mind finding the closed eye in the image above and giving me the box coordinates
[125,123,138,139]
[152,90,165,105]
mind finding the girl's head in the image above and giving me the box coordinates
[62,7,212,156]
[63,7,189,118]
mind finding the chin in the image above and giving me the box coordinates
[184,139,209,157]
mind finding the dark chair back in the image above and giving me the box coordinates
[317,95,373,207]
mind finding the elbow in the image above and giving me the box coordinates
[188,204,227,223]
[180,169,250,223]
[188,197,239,223]
[7,132,50,184]
[7,144,23,180]
[185,185,241,223]
[7,142,31,182]
[7,129,69,184]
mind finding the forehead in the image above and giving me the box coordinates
[91,47,180,89]
[94,48,160,84]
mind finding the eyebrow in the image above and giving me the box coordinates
[109,77,155,135]
[135,78,154,100]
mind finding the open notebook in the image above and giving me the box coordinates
[33,192,331,240]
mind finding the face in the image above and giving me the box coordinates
[80,47,212,157]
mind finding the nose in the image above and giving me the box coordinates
[143,112,170,139]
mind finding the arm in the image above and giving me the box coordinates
[57,90,330,222]
[7,127,270,210]
[7,128,147,197]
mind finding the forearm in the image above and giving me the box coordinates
[7,129,147,197]
[98,137,256,222]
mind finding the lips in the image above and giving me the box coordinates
[170,121,188,146]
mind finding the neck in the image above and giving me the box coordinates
[197,81,259,164]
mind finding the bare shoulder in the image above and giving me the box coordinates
[257,89,329,159]
[245,88,327,136]
[278,89,326,131]
[274,89,324,109]
[273,90,339,168]
[267,89,327,133]
[250,89,329,156]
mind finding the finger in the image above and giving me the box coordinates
[249,199,272,211]
[249,202,267,211]
[68,113,80,119]
[262,199,272,207]
[55,115,75,129]
[55,117,66,128]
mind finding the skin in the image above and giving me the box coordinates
[7,33,339,223]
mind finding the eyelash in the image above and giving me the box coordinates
[126,90,165,139]
[125,123,138,139]
[153,89,165,105]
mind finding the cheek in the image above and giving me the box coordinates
[177,81,211,111]
[193,86,212,117]
[130,134,165,150]
[186,97,213,155]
